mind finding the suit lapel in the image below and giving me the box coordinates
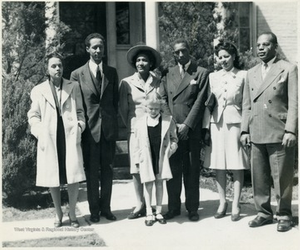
[61,78,74,106]
[40,80,55,109]
[130,73,146,92]
[168,65,182,98]
[81,62,98,96]
[251,65,262,90]
[174,61,197,98]
[101,64,110,99]
[254,59,284,100]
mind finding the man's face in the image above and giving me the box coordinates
[86,38,104,64]
[173,43,190,66]
[256,34,277,63]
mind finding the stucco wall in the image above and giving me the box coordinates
[255,1,298,64]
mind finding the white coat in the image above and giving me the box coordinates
[133,114,178,183]
[27,79,86,187]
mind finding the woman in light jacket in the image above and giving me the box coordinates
[119,44,167,219]
[28,53,86,228]
[203,41,249,221]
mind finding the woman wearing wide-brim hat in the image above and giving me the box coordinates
[119,44,167,219]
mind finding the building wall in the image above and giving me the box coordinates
[255,1,298,64]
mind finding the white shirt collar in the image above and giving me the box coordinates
[147,114,161,127]
[178,60,191,71]
[135,72,154,86]
[262,56,276,68]
[89,60,103,77]
[221,67,237,77]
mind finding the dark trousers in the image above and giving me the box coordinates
[83,131,115,216]
[251,143,295,220]
[167,139,201,212]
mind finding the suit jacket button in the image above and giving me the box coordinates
[268,100,272,103]
[269,114,272,117]
[251,88,254,91]
[273,87,276,90]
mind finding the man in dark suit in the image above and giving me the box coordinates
[70,33,119,223]
[162,39,209,221]
[241,32,297,232]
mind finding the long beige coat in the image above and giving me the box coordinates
[28,79,86,187]
[133,114,178,183]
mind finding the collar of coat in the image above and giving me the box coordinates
[127,72,160,92]
[139,114,172,139]
[250,57,285,101]
[38,78,75,109]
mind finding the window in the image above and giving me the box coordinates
[116,2,130,45]
[237,2,252,52]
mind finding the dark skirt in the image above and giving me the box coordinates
[57,111,67,184]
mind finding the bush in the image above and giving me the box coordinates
[2,77,39,204]
[2,2,75,205]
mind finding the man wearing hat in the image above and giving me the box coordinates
[70,33,119,223]
[161,38,209,221]
[119,44,168,219]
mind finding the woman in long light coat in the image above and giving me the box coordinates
[28,53,86,228]
[203,41,249,221]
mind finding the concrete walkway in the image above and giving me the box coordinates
[2,180,299,250]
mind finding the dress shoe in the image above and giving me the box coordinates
[68,213,80,228]
[163,210,181,220]
[248,216,273,228]
[54,219,62,228]
[90,214,100,223]
[277,220,292,232]
[101,211,117,221]
[188,211,199,221]
[128,205,146,219]
[214,202,228,219]
[145,215,155,226]
[155,213,167,224]
[231,206,241,222]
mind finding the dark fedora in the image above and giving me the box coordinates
[127,44,162,71]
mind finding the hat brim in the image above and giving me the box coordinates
[127,45,162,70]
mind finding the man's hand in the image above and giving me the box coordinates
[240,133,251,147]
[282,133,296,148]
[177,123,189,140]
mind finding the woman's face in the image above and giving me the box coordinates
[135,53,151,75]
[147,102,161,118]
[48,57,63,80]
[218,49,235,71]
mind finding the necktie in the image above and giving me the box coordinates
[180,64,185,79]
[262,63,268,80]
[96,65,102,83]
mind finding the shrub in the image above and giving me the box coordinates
[2,2,73,205]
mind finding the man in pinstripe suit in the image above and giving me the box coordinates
[241,32,297,232]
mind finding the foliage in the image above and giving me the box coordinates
[158,2,216,74]
[2,2,74,205]
[2,2,47,203]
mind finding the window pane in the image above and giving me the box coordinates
[240,28,250,52]
[116,3,130,44]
